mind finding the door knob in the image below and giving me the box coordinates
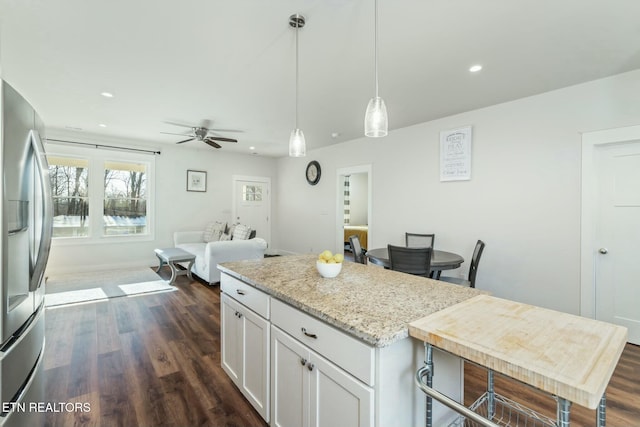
[599,248,608,254]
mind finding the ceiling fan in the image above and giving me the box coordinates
[161,120,240,149]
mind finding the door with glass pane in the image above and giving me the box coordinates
[233,177,270,246]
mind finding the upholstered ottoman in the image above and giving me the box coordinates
[154,247,195,285]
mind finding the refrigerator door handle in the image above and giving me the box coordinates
[28,130,53,292]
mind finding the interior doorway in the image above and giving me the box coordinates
[581,125,640,344]
[232,175,271,248]
[336,165,372,257]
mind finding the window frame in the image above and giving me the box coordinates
[46,143,155,245]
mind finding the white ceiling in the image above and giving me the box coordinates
[2,0,640,157]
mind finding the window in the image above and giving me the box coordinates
[47,146,154,241]
[49,156,89,238]
[103,161,148,236]
[242,185,263,202]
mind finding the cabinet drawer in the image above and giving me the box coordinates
[221,274,270,319]
[271,298,374,386]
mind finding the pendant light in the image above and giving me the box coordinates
[364,0,388,137]
[289,14,306,157]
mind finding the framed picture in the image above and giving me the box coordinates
[187,170,207,192]
[440,126,472,181]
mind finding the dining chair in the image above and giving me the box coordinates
[439,240,485,288]
[405,233,435,249]
[348,235,367,265]
[387,244,433,277]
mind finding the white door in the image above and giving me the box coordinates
[233,177,270,245]
[309,352,373,427]
[271,326,309,427]
[241,307,270,421]
[595,141,640,344]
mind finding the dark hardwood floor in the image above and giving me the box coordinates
[43,267,267,427]
[44,268,640,426]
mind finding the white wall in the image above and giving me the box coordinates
[45,134,278,274]
[275,69,640,314]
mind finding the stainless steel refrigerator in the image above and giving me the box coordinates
[0,80,52,427]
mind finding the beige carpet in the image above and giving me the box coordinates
[45,267,176,307]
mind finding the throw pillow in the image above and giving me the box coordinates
[204,221,226,242]
[219,233,231,241]
[233,224,252,240]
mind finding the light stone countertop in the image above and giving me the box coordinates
[218,254,486,347]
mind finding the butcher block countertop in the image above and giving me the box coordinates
[218,254,485,347]
[408,294,628,408]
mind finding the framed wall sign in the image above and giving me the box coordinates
[440,126,472,181]
[187,170,207,192]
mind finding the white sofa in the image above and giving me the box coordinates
[174,230,267,285]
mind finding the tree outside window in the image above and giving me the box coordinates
[103,161,147,236]
[48,156,89,238]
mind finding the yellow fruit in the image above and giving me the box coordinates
[320,250,333,260]
[327,259,336,264]
[318,258,327,263]
[332,254,344,263]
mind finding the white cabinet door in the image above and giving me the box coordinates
[271,326,310,427]
[221,293,270,421]
[241,306,270,421]
[221,293,242,384]
[271,326,373,427]
[309,352,373,427]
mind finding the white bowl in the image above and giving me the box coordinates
[316,260,343,278]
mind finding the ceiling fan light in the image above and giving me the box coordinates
[289,128,306,157]
[364,96,388,137]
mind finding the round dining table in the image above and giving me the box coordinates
[365,247,464,278]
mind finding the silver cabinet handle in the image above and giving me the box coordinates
[307,363,314,371]
[236,289,246,295]
[300,358,307,366]
[599,248,608,254]
[301,327,317,339]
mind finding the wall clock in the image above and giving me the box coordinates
[305,161,321,185]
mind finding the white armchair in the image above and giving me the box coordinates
[173,231,267,285]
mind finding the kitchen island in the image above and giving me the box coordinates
[218,254,485,427]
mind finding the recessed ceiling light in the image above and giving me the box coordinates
[249,146,256,150]
[469,65,483,73]
[99,123,107,128]
[101,92,114,98]
[331,132,340,139]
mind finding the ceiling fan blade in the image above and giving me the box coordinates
[163,120,195,129]
[176,138,195,144]
[206,136,238,143]
[203,139,222,149]
[209,129,244,133]
[161,131,193,136]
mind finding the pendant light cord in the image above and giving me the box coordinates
[295,19,300,129]
[374,0,379,98]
